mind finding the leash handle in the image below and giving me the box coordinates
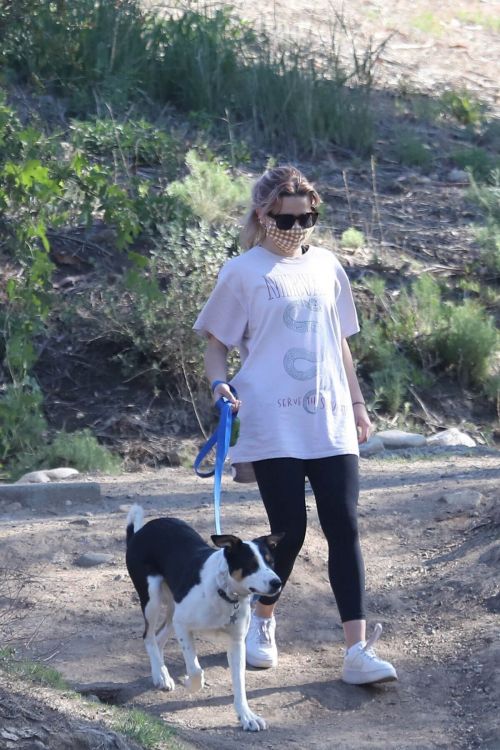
[193,386,238,534]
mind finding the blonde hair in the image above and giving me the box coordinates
[240,165,321,250]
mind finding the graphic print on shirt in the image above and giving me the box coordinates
[264,271,347,416]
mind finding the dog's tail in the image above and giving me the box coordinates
[126,504,145,546]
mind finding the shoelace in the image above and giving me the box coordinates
[362,622,383,658]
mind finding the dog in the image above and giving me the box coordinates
[125,505,283,731]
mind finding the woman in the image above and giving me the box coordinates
[194,165,397,685]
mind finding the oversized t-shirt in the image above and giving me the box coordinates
[194,245,360,462]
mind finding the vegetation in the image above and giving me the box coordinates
[0,648,176,749]
[0,0,498,480]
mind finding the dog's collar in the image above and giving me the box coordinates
[217,587,239,605]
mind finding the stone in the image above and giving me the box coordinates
[359,436,385,456]
[377,430,426,449]
[438,490,484,513]
[426,428,476,448]
[74,552,114,568]
[447,169,469,183]
[15,467,79,484]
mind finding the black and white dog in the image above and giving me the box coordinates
[125,505,283,731]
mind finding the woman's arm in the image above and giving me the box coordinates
[341,337,372,444]
[205,334,240,409]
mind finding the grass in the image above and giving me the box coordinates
[0,0,382,156]
[451,146,498,181]
[0,648,177,749]
[455,11,500,34]
[411,12,442,36]
[392,132,432,169]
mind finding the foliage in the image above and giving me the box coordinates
[167,149,250,223]
[451,146,498,181]
[469,170,500,274]
[42,430,122,474]
[0,1,381,155]
[440,89,485,127]
[340,227,365,249]
[69,117,181,172]
[431,300,498,386]
[0,380,47,471]
[71,221,239,392]
[392,132,432,169]
[113,708,175,749]
[352,273,498,414]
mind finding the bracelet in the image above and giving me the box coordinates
[211,379,227,393]
[352,401,366,407]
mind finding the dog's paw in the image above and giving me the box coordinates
[184,669,205,694]
[239,710,267,732]
[152,667,175,691]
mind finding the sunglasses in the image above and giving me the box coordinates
[268,210,319,231]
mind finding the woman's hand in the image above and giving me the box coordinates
[353,402,372,444]
[213,382,241,412]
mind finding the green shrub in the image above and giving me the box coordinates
[440,89,485,126]
[43,430,121,474]
[371,356,414,414]
[69,118,181,171]
[431,300,497,386]
[0,381,47,471]
[451,146,498,181]
[474,224,500,275]
[392,133,432,169]
[72,221,239,393]
[0,1,380,155]
[340,227,365,249]
[167,150,250,223]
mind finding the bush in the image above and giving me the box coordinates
[451,146,498,181]
[353,272,497,414]
[431,300,497,386]
[340,227,365,249]
[167,150,250,223]
[392,133,432,169]
[71,221,240,393]
[43,430,121,474]
[69,118,181,172]
[0,1,381,155]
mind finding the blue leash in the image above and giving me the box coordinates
[194,388,238,535]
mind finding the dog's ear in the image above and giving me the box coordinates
[263,532,285,550]
[211,534,242,549]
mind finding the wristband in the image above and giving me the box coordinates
[352,401,366,407]
[211,379,228,393]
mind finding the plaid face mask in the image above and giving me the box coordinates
[263,219,314,253]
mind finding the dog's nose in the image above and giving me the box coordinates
[269,577,281,592]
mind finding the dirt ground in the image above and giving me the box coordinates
[1,451,499,749]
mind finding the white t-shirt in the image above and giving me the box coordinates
[194,245,360,462]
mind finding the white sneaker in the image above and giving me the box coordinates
[245,614,278,669]
[342,623,398,685]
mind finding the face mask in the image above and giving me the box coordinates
[263,219,314,254]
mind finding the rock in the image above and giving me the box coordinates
[69,519,91,527]
[15,467,79,484]
[438,490,484,513]
[359,436,385,456]
[74,552,114,568]
[377,430,426,449]
[426,428,476,448]
[447,169,469,183]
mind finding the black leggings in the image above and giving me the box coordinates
[252,454,365,623]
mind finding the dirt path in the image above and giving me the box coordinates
[1,452,498,749]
